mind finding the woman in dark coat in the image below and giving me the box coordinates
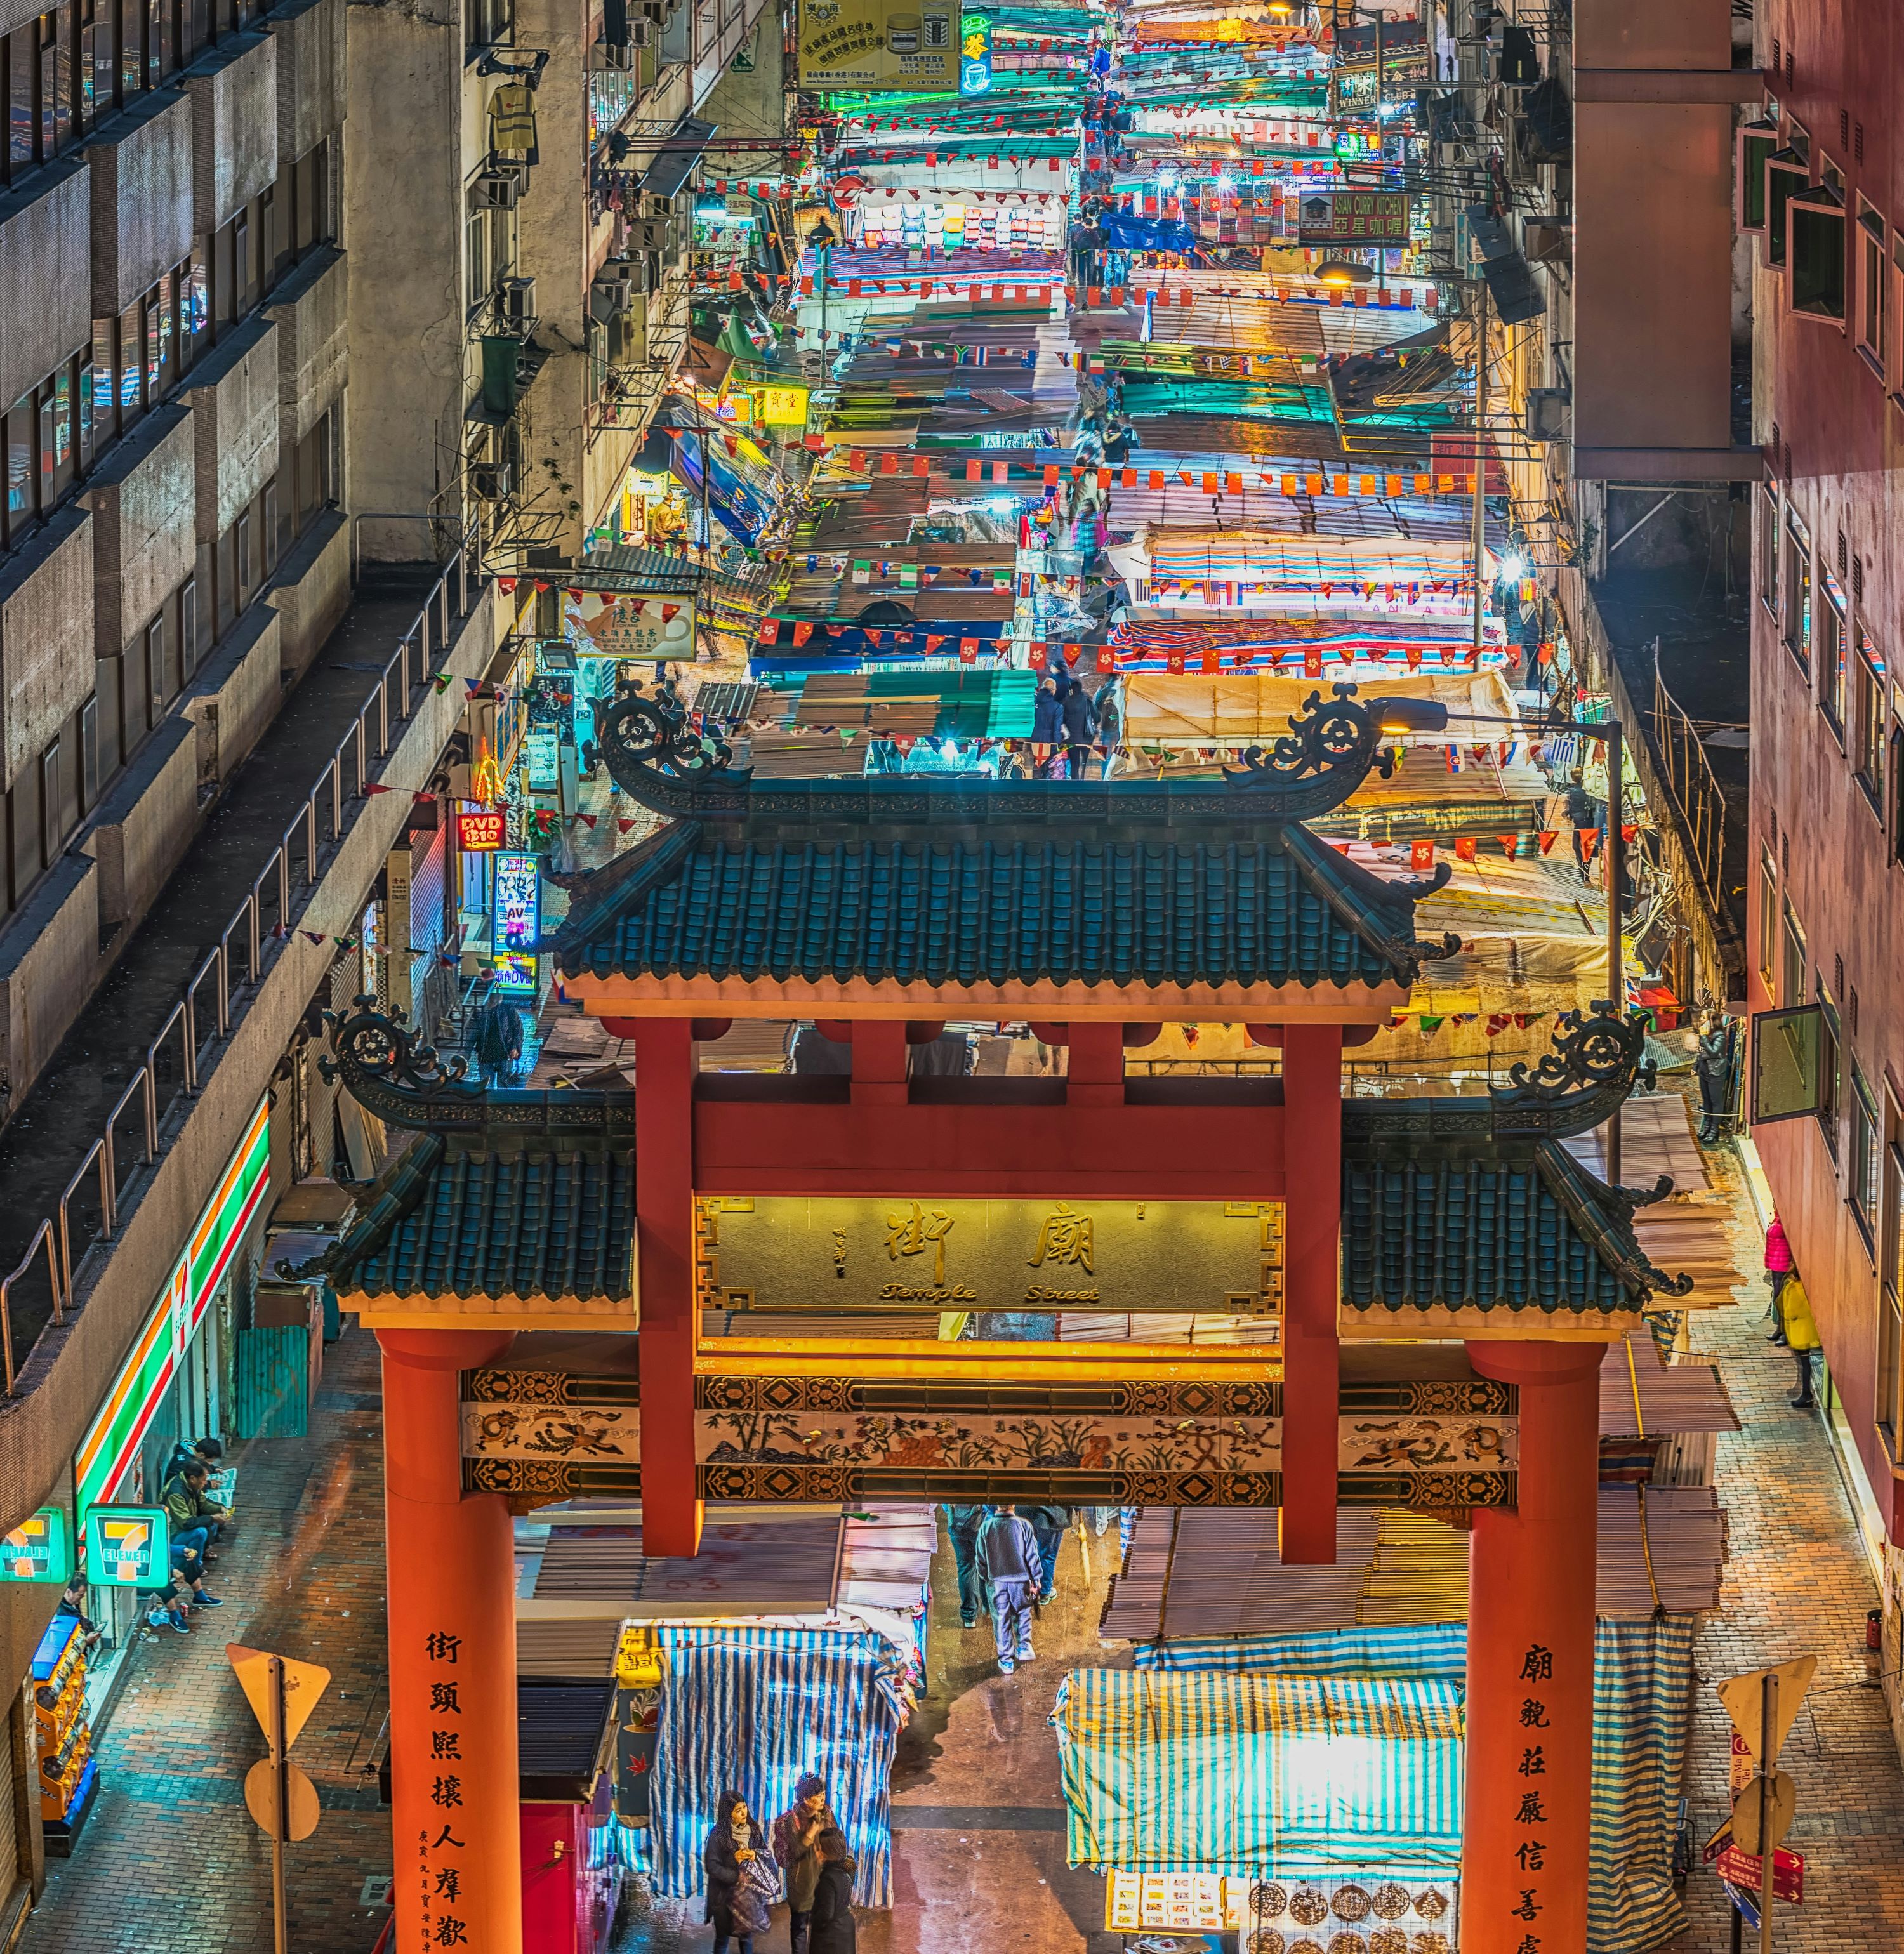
[808,1829,857,1954]
[703,1789,768,1954]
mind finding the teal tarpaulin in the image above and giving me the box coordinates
[1052,1666,1464,1878]
[1121,1618,1696,1954]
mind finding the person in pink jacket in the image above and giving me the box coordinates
[1764,1215,1794,1345]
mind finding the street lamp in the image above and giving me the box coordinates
[1315,256,1374,287]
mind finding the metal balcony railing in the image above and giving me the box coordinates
[0,520,486,1394]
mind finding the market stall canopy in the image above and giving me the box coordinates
[1053,1664,1464,1877]
[1123,666,1519,748]
[1101,1486,1726,1641]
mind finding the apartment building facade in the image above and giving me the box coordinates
[1746,0,1904,1724]
[0,0,348,1142]
[346,0,772,571]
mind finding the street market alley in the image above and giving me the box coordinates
[16,1221,1904,1954]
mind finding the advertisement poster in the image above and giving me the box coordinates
[492,852,541,993]
[564,589,699,660]
[456,809,506,852]
[796,0,956,90]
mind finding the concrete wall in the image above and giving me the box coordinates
[0,162,91,410]
[180,317,283,539]
[185,34,281,233]
[81,408,197,659]
[267,508,351,679]
[0,512,96,795]
[270,0,347,163]
[81,718,200,930]
[0,855,99,1112]
[182,606,283,782]
[84,90,195,320]
[343,0,467,546]
[264,246,347,445]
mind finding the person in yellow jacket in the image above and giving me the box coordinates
[1780,1272,1821,1409]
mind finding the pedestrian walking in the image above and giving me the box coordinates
[472,996,524,1088]
[1562,770,1602,882]
[975,1505,1039,1673]
[1780,1273,1821,1409]
[809,1832,857,1954]
[1061,682,1099,779]
[704,1791,778,1954]
[1764,1213,1794,1342]
[1014,1503,1070,1604]
[945,1505,987,1628]
[772,1774,835,1954]
[1031,677,1063,769]
[1693,1010,1732,1142]
[1094,685,1121,778]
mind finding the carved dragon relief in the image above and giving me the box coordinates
[319,998,637,1140]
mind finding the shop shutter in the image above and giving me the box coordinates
[0,1698,22,1903]
[410,822,449,958]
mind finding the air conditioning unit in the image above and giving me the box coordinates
[501,275,537,328]
[593,263,635,314]
[1524,388,1569,442]
[641,0,666,18]
[607,301,648,367]
[625,216,674,254]
[602,35,633,65]
[472,459,517,500]
[479,170,521,209]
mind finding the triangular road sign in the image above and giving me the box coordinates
[226,1643,333,1751]
[1715,1656,1816,1768]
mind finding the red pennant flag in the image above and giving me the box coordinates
[1121,468,1137,488]
[1621,823,1639,843]
[1499,835,1520,859]
[912,455,930,477]
[792,621,815,645]
[757,619,781,644]
[1538,641,1557,664]
[966,459,982,481]
[1406,645,1424,670]
[1029,642,1048,669]
[1538,830,1559,854]
[1167,649,1187,674]
[1303,649,1323,678]
[1410,838,1435,871]
[959,637,979,662]
[880,453,899,474]
[1455,836,1478,863]
[1582,828,1603,862]
[363,782,395,795]
[577,814,598,829]
[497,576,518,593]
[925,634,946,654]
[849,449,868,471]
[1097,647,1114,673]
[618,818,638,833]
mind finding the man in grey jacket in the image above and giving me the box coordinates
[975,1506,1039,1673]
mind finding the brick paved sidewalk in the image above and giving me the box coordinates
[19,1329,395,1954]
[1665,1148,1904,1952]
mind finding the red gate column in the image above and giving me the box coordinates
[632,1016,701,1557]
[379,1327,522,1954]
[1462,1339,1608,1954]
[1279,1023,1342,1564]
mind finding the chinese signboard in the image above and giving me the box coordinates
[565,590,698,661]
[796,0,956,90]
[84,1505,169,1587]
[1716,1844,1804,1904]
[959,11,991,93]
[455,810,506,852]
[695,1195,1285,1314]
[0,1508,70,1583]
[491,852,540,993]
[758,384,811,427]
[1297,189,1410,242]
[1106,1875,1457,1938]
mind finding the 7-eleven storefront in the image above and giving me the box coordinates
[71,1100,271,1708]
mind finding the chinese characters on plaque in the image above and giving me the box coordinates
[696,1195,1285,1317]
[1511,1640,1554,1951]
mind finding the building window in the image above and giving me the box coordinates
[1856,635,1887,805]
[1758,485,1778,617]
[2,352,86,552]
[1885,1130,1904,1448]
[1780,898,1808,1011]
[1861,206,1887,373]
[1,8,86,185]
[466,0,513,51]
[80,0,117,126]
[1820,592,1847,732]
[1758,843,1778,989]
[1853,1070,1882,1241]
[1819,994,1842,1158]
[1782,521,1811,671]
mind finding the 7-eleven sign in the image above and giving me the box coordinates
[83,1505,170,1587]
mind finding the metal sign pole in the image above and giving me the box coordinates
[1471,279,1488,668]
[270,1653,290,1954]
[1758,1675,1776,1954]
[1604,717,1624,1187]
